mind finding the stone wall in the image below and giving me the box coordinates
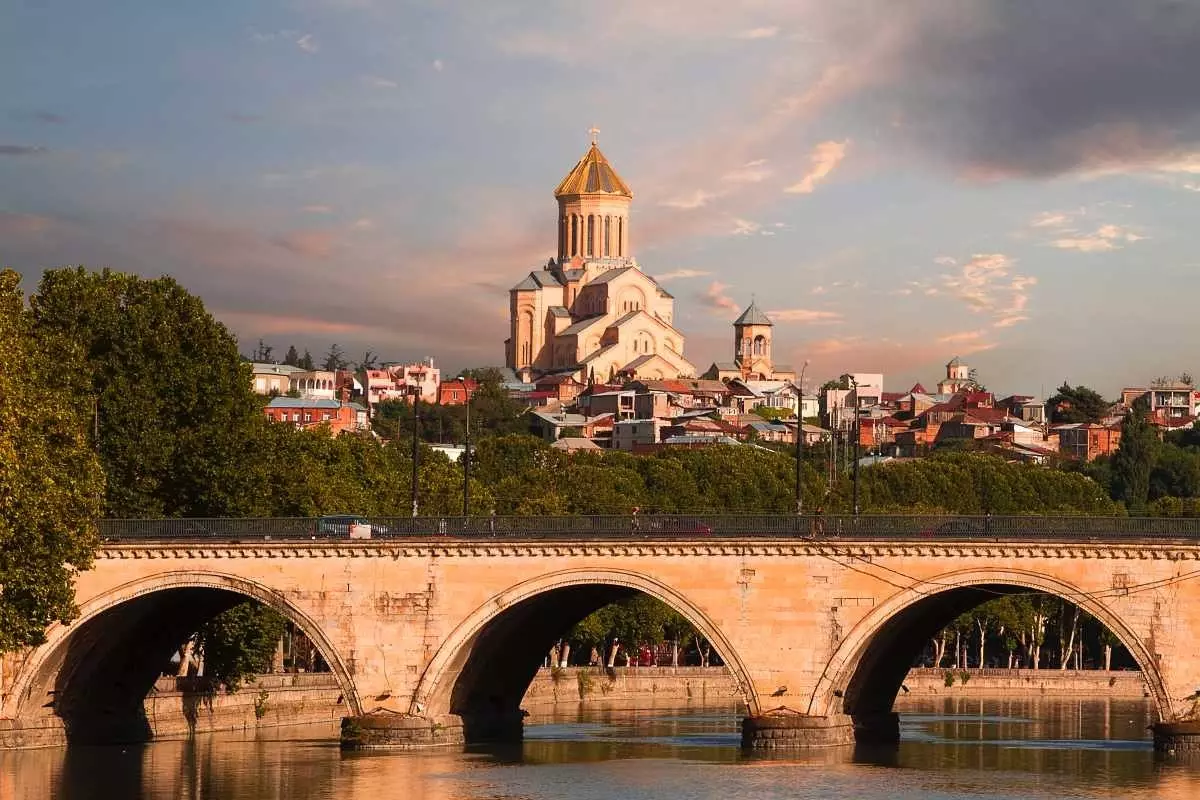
[522,666,743,707]
[899,668,1148,698]
[144,673,344,738]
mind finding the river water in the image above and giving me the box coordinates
[6,698,1200,799]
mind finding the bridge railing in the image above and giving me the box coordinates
[96,514,1200,542]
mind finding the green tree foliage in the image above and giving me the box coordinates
[857,453,1119,514]
[29,268,264,518]
[282,345,300,367]
[566,595,698,665]
[298,349,315,370]
[0,269,105,651]
[195,601,288,690]
[753,406,791,422]
[1047,383,1110,424]
[322,343,347,371]
[1110,399,1159,513]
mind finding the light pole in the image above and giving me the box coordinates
[794,360,810,515]
[462,389,471,517]
[846,374,861,516]
[410,387,421,518]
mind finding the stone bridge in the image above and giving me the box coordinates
[3,516,1200,751]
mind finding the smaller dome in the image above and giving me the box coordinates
[555,143,633,198]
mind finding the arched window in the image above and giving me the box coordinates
[604,216,612,257]
[618,217,624,257]
[587,215,595,257]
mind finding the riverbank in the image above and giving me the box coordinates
[900,667,1149,698]
[143,673,345,738]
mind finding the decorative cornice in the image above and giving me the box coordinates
[96,540,1200,561]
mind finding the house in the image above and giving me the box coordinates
[612,418,666,451]
[727,378,801,416]
[250,363,303,395]
[741,419,791,443]
[551,437,603,453]
[1055,422,1122,461]
[535,374,586,405]
[290,370,338,400]
[264,397,369,434]
[998,395,1047,424]
[581,389,641,420]
[788,422,832,446]
[627,378,732,412]
[438,377,479,406]
[529,410,613,442]
[1122,382,1198,420]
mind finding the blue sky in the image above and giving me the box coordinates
[3,1,1199,397]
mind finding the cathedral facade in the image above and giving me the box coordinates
[505,139,695,384]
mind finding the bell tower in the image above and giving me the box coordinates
[554,129,633,262]
[733,301,775,378]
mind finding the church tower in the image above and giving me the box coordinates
[734,301,775,377]
[554,129,633,262]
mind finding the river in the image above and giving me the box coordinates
[6,698,1200,799]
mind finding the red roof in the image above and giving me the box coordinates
[910,383,928,394]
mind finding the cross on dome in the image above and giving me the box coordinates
[588,126,600,145]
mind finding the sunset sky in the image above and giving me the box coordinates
[3,1,1198,396]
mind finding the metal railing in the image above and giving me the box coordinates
[97,514,1200,543]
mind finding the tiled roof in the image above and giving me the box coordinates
[511,270,563,292]
[587,266,636,285]
[733,302,773,327]
[267,397,347,410]
[559,315,609,337]
[555,143,633,198]
[548,305,571,318]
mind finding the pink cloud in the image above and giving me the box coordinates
[696,281,739,314]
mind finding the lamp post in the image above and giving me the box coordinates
[462,388,471,517]
[410,387,421,518]
[847,374,861,516]
[794,360,810,515]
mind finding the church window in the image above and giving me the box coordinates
[604,216,612,257]
[587,215,595,257]
[618,217,624,257]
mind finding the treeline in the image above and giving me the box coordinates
[926,594,1132,672]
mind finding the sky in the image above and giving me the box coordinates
[2,1,1199,398]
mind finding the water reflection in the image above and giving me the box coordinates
[6,699,1200,800]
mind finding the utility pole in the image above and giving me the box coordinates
[462,391,471,516]
[794,360,809,515]
[411,389,421,518]
[849,375,861,516]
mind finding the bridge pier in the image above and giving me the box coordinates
[339,713,465,750]
[1153,721,1200,756]
[740,712,856,749]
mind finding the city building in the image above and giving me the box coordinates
[364,358,441,406]
[506,135,695,384]
[264,397,370,435]
[937,357,976,394]
[250,363,303,395]
[438,377,478,406]
[1056,422,1122,462]
[702,302,797,382]
[1121,382,1199,420]
[290,370,338,400]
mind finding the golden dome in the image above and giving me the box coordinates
[554,143,632,198]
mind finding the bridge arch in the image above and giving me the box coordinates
[8,571,361,742]
[808,567,1169,728]
[411,568,758,738]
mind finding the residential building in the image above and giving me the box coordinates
[535,374,586,405]
[701,302,797,382]
[506,136,695,383]
[1055,422,1122,462]
[727,378,802,416]
[1122,382,1198,420]
[998,394,1047,424]
[612,418,665,451]
[290,370,337,400]
[529,410,614,442]
[250,363,303,395]
[551,437,603,453]
[438,377,478,405]
[264,397,369,435]
[363,358,441,406]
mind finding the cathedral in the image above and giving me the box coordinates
[505,136,696,384]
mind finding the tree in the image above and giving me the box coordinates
[355,350,378,370]
[195,601,288,690]
[1111,398,1158,513]
[251,338,273,363]
[1047,383,1109,424]
[753,406,791,422]
[323,343,347,371]
[283,345,300,367]
[0,269,105,651]
[298,349,315,370]
[29,267,264,518]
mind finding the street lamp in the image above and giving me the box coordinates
[846,374,861,516]
[462,388,471,517]
[794,360,810,515]
[409,386,421,517]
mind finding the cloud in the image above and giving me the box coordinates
[938,330,988,345]
[301,204,334,214]
[271,229,336,259]
[654,269,711,281]
[764,309,843,324]
[227,113,262,124]
[296,34,319,53]
[722,159,771,184]
[0,144,49,156]
[33,111,66,125]
[784,140,848,194]
[993,315,1028,328]
[811,286,826,295]
[730,218,761,236]
[936,253,1037,329]
[697,281,739,314]
[808,336,863,356]
[363,75,400,89]
[1050,224,1144,253]
[0,211,56,236]
[734,27,779,40]
[660,190,718,210]
[432,59,445,71]
[1030,211,1071,228]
